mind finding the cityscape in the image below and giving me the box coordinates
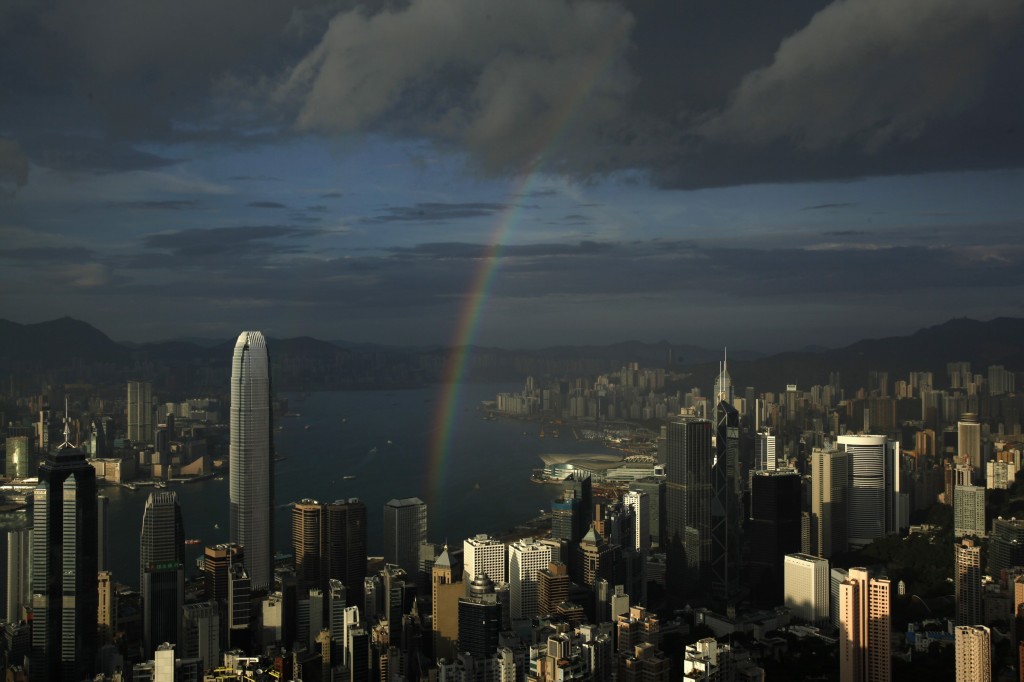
[0,318,1022,680]
[2,1,1023,681]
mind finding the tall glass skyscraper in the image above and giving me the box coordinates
[230,331,274,591]
[30,424,98,682]
[140,491,185,655]
[664,414,712,591]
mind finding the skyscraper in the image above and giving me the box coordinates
[128,380,154,444]
[30,421,99,682]
[838,567,891,682]
[958,413,982,473]
[956,539,982,626]
[6,529,30,623]
[755,429,777,471]
[293,499,323,593]
[955,625,992,682]
[664,414,713,590]
[749,470,802,605]
[508,538,552,621]
[140,491,185,655]
[324,499,368,608]
[622,490,651,553]
[229,331,274,591]
[458,574,502,659]
[837,435,901,548]
[383,497,427,578]
[784,553,830,625]
[811,447,849,558]
[463,534,506,586]
[954,483,986,539]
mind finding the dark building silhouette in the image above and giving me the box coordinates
[325,498,368,608]
[748,470,802,605]
[665,415,712,595]
[30,422,99,682]
[458,574,502,658]
[140,491,185,656]
[712,400,741,601]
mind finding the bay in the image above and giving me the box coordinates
[104,383,619,587]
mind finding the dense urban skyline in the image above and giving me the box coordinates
[1,1,1022,351]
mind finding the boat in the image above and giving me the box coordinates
[369,447,378,455]
[274,455,288,462]
[343,475,356,480]
[386,439,393,446]
[185,539,202,546]
[304,424,312,430]
[213,523,220,530]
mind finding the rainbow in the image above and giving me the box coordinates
[426,15,632,510]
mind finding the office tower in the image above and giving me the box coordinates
[551,474,593,545]
[749,471,802,599]
[988,365,1015,396]
[578,526,619,589]
[128,380,154,444]
[140,491,185,655]
[617,606,661,654]
[755,429,777,471]
[293,499,323,593]
[432,546,460,661]
[463,534,506,586]
[5,436,29,478]
[325,498,368,608]
[537,562,570,617]
[508,538,552,621]
[97,493,109,572]
[837,435,901,548]
[988,517,1024,575]
[383,497,427,578]
[458,574,502,658]
[784,553,830,625]
[97,570,115,645]
[831,567,849,629]
[228,561,252,646]
[6,529,30,622]
[959,414,982,471]
[204,543,243,602]
[838,567,890,682]
[633,477,665,549]
[712,399,740,600]
[229,330,274,592]
[664,415,713,588]
[181,601,221,671]
[956,539,982,626]
[812,447,849,558]
[955,483,986,538]
[955,625,991,682]
[30,423,99,682]
[622,490,651,552]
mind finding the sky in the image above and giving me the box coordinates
[1,0,1023,352]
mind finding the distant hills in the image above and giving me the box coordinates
[0,316,1022,394]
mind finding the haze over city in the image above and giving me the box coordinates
[1,1,1023,351]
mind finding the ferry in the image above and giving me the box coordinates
[185,539,202,546]
[369,447,378,455]
[342,475,356,480]
[304,424,312,430]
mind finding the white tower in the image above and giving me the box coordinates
[229,331,274,591]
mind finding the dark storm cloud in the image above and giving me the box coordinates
[107,200,200,210]
[0,246,96,263]
[228,175,282,182]
[3,0,1023,191]
[320,192,343,199]
[0,139,30,196]
[365,202,509,224]
[802,203,856,211]
[248,201,288,209]
[387,241,614,259]
[142,225,316,258]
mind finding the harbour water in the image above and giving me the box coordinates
[102,383,618,587]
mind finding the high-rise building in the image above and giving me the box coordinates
[458,574,502,659]
[954,625,991,682]
[140,491,185,655]
[784,553,830,625]
[811,447,848,558]
[665,414,713,589]
[837,435,902,548]
[632,477,665,549]
[711,399,740,600]
[954,484,986,539]
[432,546,460,662]
[748,470,802,605]
[383,497,427,578]
[959,414,982,472]
[623,490,651,553]
[324,498,368,608]
[463,534,506,586]
[755,429,777,471]
[508,538,552,621]
[30,422,99,682]
[988,517,1024,575]
[838,567,890,682]
[293,499,323,592]
[98,570,115,645]
[128,380,154,444]
[6,529,30,623]
[204,543,243,603]
[229,331,274,591]
[4,436,29,478]
[537,562,570,617]
[181,601,221,671]
[956,539,982,626]
[578,526,619,589]
[97,493,109,572]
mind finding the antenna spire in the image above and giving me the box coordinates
[59,395,73,450]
